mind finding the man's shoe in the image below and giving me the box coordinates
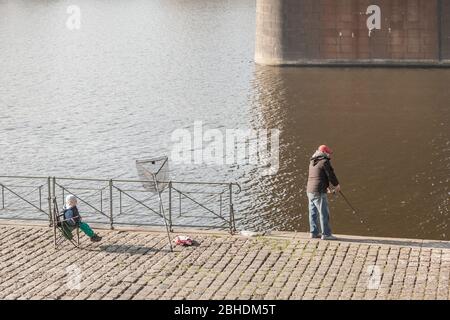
[90,234,102,242]
[310,233,321,239]
[321,234,337,241]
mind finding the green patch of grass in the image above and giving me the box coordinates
[252,237,289,252]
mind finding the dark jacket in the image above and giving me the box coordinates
[307,151,339,194]
[63,206,81,226]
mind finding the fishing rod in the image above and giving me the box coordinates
[332,189,367,227]
[339,191,358,214]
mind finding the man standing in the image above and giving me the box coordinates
[306,145,340,240]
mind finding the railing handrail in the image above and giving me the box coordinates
[0,175,241,192]
[0,184,45,188]
[0,175,48,180]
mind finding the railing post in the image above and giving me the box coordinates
[179,192,182,217]
[39,185,42,210]
[119,189,122,215]
[1,184,4,209]
[168,181,173,232]
[109,179,114,230]
[229,183,234,234]
[47,177,52,226]
[100,189,103,213]
[219,193,223,217]
[52,177,57,246]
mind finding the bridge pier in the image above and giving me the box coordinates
[255,0,450,66]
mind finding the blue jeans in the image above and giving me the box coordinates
[307,192,332,236]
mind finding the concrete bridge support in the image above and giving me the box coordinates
[255,0,450,66]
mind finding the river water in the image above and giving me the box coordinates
[0,0,449,240]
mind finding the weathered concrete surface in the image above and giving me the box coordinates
[255,0,450,66]
[0,221,449,300]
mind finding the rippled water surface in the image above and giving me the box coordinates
[0,0,449,240]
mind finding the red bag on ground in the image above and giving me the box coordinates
[173,235,193,246]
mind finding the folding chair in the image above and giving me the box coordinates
[52,198,80,248]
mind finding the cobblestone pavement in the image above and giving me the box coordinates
[0,222,449,300]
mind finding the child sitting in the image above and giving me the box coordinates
[63,195,102,242]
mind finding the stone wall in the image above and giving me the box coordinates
[255,0,450,65]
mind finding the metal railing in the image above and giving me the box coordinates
[0,175,240,234]
[0,176,52,224]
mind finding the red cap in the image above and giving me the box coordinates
[318,145,333,154]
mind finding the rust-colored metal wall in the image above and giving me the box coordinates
[255,0,450,66]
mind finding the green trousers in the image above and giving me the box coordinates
[62,222,95,240]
